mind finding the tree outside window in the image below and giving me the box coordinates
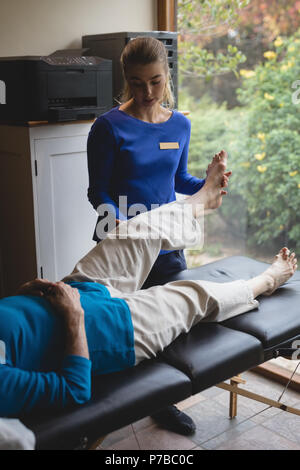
[178,0,300,268]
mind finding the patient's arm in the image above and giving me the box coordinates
[0,356,91,417]
[45,282,89,360]
[16,279,89,360]
[0,283,91,417]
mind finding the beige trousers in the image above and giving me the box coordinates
[62,201,259,364]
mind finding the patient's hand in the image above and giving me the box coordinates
[44,282,88,359]
[16,278,55,297]
[44,282,84,324]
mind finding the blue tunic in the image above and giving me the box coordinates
[87,107,205,249]
[0,282,135,417]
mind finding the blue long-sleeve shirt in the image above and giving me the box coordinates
[0,281,135,417]
[87,107,205,247]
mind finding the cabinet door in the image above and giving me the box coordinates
[34,135,97,281]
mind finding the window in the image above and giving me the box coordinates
[177,0,300,378]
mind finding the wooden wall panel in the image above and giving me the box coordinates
[157,0,177,31]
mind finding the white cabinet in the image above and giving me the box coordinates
[0,121,97,297]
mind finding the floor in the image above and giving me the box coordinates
[97,370,300,451]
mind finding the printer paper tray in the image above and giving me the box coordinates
[48,106,107,122]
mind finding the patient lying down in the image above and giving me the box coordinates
[0,151,297,417]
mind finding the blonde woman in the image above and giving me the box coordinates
[86,37,230,435]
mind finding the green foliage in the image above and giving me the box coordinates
[179,91,247,176]
[178,0,249,78]
[183,30,300,255]
[234,30,300,253]
[178,0,250,31]
[179,42,246,80]
[180,91,249,239]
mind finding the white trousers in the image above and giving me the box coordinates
[62,201,259,364]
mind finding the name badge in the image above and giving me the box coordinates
[159,142,179,150]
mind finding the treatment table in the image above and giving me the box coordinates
[21,256,300,450]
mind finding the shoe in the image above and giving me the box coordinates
[151,405,196,436]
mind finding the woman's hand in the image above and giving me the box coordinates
[206,167,232,188]
[220,171,232,189]
[16,278,55,297]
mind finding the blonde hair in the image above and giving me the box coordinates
[119,36,175,109]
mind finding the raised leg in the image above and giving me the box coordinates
[61,200,203,292]
[62,151,229,292]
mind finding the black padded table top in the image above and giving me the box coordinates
[168,256,300,350]
[161,323,263,394]
[22,360,192,450]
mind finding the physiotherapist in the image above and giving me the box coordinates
[86,36,207,436]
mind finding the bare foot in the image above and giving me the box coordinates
[202,150,229,209]
[206,151,231,186]
[262,247,298,295]
[185,150,230,216]
[206,150,227,174]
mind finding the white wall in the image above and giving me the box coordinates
[0,0,157,56]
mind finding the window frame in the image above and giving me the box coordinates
[157,0,177,31]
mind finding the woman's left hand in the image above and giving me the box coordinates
[220,171,232,188]
[206,166,232,188]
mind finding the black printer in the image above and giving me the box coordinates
[0,52,112,123]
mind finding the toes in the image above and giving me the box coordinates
[280,247,289,259]
[293,264,298,273]
[289,253,298,272]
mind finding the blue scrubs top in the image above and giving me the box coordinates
[0,282,135,417]
[87,107,205,249]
